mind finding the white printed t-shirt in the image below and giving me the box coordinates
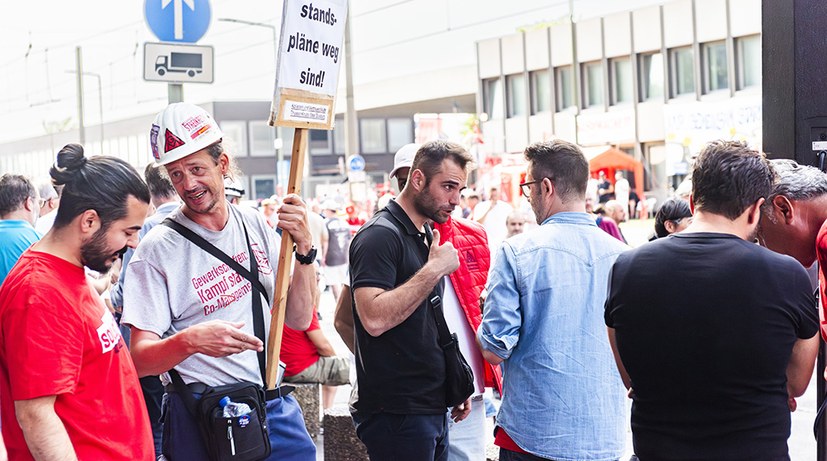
[122,203,280,387]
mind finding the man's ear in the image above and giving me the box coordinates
[746,198,765,226]
[771,195,794,224]
[409,169,426,192]
[542,177,554,198]
[79,209,101,236]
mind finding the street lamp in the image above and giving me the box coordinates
[217,17,285,179]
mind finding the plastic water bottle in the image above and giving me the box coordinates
[219,396,252,418]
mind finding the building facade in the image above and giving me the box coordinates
[476,0,761,204]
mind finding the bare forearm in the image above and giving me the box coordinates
[607,328,632,389]
[787,335,819,397]
[356,263,443,336]
[334,286,356,353]
[130,328,194,377]
[285,263,317,330]
[15,400,77,461]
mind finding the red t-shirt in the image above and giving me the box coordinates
[817,220,827,342]
[494,426,529,454]
[281,309,321,376]
[0,250,154,461]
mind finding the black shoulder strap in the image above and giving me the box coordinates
[423,222,452,347]
[161,218,269,305]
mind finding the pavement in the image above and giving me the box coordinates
[309,217,819,460]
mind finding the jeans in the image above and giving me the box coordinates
[354,412,448,461]
[447,395,485,461]
[161,391,316,461]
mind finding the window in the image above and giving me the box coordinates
[483,77,504,119]
[387,118,413,153]
[220,121,248,157]
[309,130,331,155]
[249,121,276,156]
[702,41,728,93]
[639,52,664,101]
[505,73,527,118]
[360,119,387,154]
[610,57,633,105]
[252,175,277,200]
[736,35,761,89]
[582,61,604,108]
[669,46,695,97]
[555,66,574,111]
[529,69,551,114]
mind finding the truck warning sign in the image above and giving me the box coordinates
[143,42,214,84]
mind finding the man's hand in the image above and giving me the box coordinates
[277,194,312,253]
[450,398,472,423]
[429,229,459,277]
[186,320,263,357]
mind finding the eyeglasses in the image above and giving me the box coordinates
[519,179,543,196]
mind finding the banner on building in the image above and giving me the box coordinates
[270,0,348,130]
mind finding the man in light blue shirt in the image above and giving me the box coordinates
[0,174,41,285]
[478,140,628,461]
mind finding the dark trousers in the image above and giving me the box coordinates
[354,412,448,461]
[499,448,552,460]
[140,375,164,458]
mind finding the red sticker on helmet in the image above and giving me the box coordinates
[164,129,185,153]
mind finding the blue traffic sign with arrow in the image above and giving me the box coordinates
[145,0,212,43]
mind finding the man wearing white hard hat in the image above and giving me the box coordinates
[122,102,317,461]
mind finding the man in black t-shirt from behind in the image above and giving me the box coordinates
[348,140,475,461]
[605,140,819,461]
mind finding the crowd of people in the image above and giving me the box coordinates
[0,101,825,461]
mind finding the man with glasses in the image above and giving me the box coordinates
[479,140,628,460]
[0,174,41,285]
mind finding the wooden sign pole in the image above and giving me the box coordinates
[266,127,308,389]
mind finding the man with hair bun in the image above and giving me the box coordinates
[122,102,317,460]
[0,143,154,460]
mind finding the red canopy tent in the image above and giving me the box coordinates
[588,147,645,201]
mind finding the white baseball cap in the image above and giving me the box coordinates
[151,103,224,165]
[389,143,420,179]
[321,199,340,211]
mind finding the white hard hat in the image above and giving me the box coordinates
[389,143,420,179]
[224,177,244,197]
[151,102,224,165]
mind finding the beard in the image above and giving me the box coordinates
[81,225,123,273]
[412,187,453,224]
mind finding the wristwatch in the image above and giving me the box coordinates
[294,245,317,265]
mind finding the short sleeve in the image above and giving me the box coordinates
[349,224,401,292]
[121,257,173,337]
[4,293,83,400]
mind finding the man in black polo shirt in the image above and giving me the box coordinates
[349,140,474,460]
